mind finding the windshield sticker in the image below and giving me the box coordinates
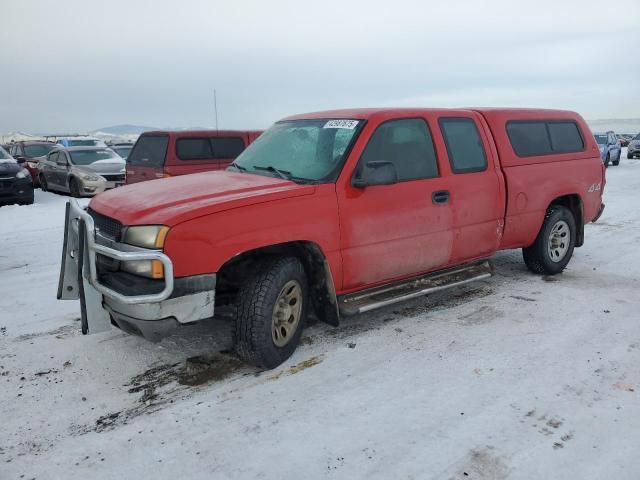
[323,120,359,129]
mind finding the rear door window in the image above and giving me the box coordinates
[439,118,487,173]
[211,137,246,159]
[176,138,214,160]
[127,135,169,167]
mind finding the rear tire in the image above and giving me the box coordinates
[69,178,81,197]
[234,257,308,369]
[523,206,576,275]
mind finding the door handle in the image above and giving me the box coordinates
[432,190,450,204]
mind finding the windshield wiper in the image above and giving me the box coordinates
[252,165,292,180]
[229,162,247,172]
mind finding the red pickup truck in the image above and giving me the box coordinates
[58,108,605,369]
[125,129,263,184]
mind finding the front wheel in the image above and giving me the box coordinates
[523,206,576,275]
[39,174,48,192]
[604,153,610,167]
[234,257,308,369]
[69,178,81,197]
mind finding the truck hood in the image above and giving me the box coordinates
[89,171,316,226]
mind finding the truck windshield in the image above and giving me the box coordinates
[593,135,607,145]
[231,119,363,182]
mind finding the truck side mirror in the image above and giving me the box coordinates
[352,160,398,188]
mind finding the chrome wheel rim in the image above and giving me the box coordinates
[271,280,302,347]
[548,220,570,263]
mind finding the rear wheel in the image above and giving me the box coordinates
[234,257,308,369]
[523,206,576,275]
[69,178,81,197]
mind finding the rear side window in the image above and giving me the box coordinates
[128,135,169,167]
[507,120,584,157]
[176,136,246,160]
[548,122,584,153]
[439,118,487,173]
[359,118,439,182]
[176,138,213,160]
[211,137,245,158]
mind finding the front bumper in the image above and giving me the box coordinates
[77,178,124,196]
[0,177,33,204]
[57,199,216,341]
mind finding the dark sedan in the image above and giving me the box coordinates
[0,146,34,206]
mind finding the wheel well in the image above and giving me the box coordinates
[216,241,340,326]
[550,194,584,247]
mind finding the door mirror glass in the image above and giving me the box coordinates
[352,160,398,188]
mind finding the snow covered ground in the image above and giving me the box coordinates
[1,152,640,480]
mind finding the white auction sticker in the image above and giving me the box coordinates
[323,120,359,129]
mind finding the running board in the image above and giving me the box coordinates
[338,260,493,316]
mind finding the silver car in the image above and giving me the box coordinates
[39,147,126,197]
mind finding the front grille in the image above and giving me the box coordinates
[102,173,125,182]
[88,208,123,241]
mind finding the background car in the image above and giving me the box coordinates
[125,129,262,184]
[39,146,125,197]
[0,145,34,205]
[617,134,630,147]
[53,136,107,147]
[8,140,57,187]
[627,133,640,159]
[108,142,134,160]
[593,131,622,166]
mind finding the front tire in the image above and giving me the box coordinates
[612,149,621,166]
[69,178,81,197]
[39,175,48,192]
[604,153,610,167]
[234,257,308,369]
[523,206,576,275]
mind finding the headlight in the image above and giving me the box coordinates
[120,225,170,279]
[80,172,102,181]
[16,169,31,179]
[122,225,170,249]
[121,259,165,279]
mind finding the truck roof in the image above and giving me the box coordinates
[141,129,262,137]
[283,107,580,121]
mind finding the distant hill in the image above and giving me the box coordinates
[90,124,158,136]
[587,118,640,134]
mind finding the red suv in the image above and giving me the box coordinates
[125,130,262,184]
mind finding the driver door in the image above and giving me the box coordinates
[337,117,454,291]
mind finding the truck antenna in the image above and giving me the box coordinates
[214,89,219,134]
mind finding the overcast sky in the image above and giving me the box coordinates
[1,0,638,133]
